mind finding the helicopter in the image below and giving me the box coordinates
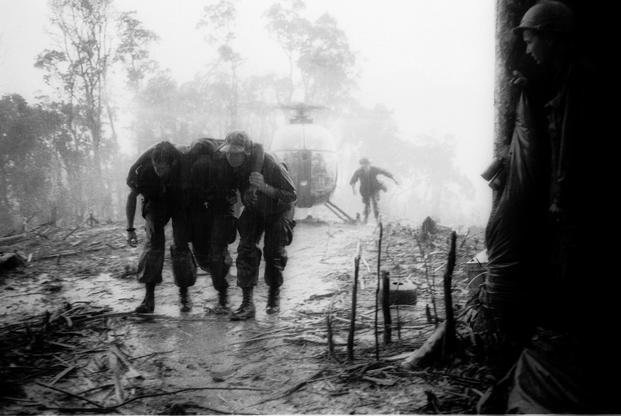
[270,103,354,223]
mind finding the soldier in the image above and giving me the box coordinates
[220,131,296,320]
[349,158,398,223]
[125,141,196,313]
[481,2,616,413]
[188,138,264,314]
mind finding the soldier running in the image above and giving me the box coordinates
[349,158,398,223]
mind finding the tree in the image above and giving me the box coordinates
[115,11,159,91]
[35,0,157,217]
[298,13,356,104]
[197,0,242,129]
[0,94,67,229]
[264,0,309,102]
[133,72,186,151]
[264,0,357,105]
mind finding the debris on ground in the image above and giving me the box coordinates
[0,219,492,414]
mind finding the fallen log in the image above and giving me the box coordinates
[0,232,28,245]
[402,322,446,369]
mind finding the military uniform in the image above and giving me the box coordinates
[126,146,196,288]
[188,139,264,310]
[236,153,296,291]
[349,166,395,222]
[189,141,237,294]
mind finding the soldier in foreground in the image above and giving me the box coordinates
[188,137,264,314]
[221,131,296,320]
[125,141,196,313]
[349,158,398,224]
[482,1,616,413]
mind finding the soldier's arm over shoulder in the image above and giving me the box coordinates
[126,148,153,189]
[268,157,297,203]
[189,138,218,160]
[250,142,265,173]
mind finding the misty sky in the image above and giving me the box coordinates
[0,0,495,223]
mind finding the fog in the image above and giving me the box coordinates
[0,0,494,230]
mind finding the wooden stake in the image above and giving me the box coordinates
[374,222,383,360]
[347,254,361,361]
[415,233,438,326]
[442,231,457,359]
[396,283,402,340]
[326,313,334,357]
[381,271,392,344]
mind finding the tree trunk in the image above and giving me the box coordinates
[494,0,531,206]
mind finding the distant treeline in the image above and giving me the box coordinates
[0,0,476,233]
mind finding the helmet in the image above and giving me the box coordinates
[359,157,371,165]
[220,130,252,154]
[515,0,575,33]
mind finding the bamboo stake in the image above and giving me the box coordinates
[374,222,383,360]
[381,271,392,344]
[442,231,457,359]
[326,313,334,357]
[415,233,438,326]
[347,244,362,361]
[396,282,402,340]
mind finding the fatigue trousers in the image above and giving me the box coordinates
[137,199,196,287]
[361,192,380,221]
[236,207,295,289]
[189,202,236,292]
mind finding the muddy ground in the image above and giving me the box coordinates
[0,215,490,414]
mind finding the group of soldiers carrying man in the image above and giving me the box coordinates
[125,131,297,321]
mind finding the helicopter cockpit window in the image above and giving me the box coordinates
[311,152,337,197]
[271,123,338,207]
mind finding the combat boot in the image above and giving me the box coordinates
[135,283,155,313]
[211,289,230,314]
[179,286,192,313]
[230,287,255,321]
[266,287,280,314]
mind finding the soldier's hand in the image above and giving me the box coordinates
[127,229,138,247]
[549,201,562,224]
[249,172,266,191]
[243,188,258,205]
[511,70,528,87]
